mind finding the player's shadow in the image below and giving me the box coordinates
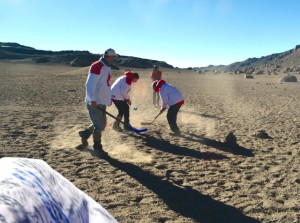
[101,154,260,223]
[180,110,222,120]
[182,133,255,157]
[130,132,228,161]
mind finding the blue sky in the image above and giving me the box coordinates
[1,0,300,68]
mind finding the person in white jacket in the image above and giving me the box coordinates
[153,79,184,136]
[111,70,139,131]
[79,48,117,154]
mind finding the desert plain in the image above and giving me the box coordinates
[0,60,299,223]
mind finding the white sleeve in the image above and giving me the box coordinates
[160,87,168,108]
[86,73,100,101]
[120,81,130,100]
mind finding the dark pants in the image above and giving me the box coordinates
[167,104,182,133]
[113,100,130,127]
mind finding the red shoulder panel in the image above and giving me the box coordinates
[90,61,103,75]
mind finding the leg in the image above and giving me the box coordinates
[167,105,181,135]
[156,92,160,107]
[112,100,124,131]
[87,104,107,152]
[92,129,102,150]
[122,101,130,130]
[79,103,96,147]
[153,91,157,106]
[79,124,93,146]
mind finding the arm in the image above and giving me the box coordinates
[150,71,154,81]
[159,86,168,111]
[86,73,100,107]
[157,71,162,80]
[120,80,130,101]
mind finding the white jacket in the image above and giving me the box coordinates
[85,58,112,105]
[160,83,184,108]
[111,75,131,101]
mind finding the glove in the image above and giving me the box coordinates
[91,101,97,108]
[160,107,166,113]
[126,99,131,106]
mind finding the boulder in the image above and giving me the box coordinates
[278,74,297,82]
[252,130,272,139]
[294,44,300,51]
[244,74,254,79]
[224,132,237,145]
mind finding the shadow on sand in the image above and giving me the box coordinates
[180,110,222,120]
[182,133,255,157]
[100,153,260,223]
[128,132,228,161]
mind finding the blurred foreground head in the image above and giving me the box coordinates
[0,157,117,222]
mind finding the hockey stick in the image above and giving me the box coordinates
[140,112,162,125]
[97,106,148,133]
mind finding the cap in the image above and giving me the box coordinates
[104,48,117,57]
[133,72,139,79]
[124,70,139,79]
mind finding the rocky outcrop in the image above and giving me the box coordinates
[0,42,173,69]
[195,44,300,75]
[115,57,173,69]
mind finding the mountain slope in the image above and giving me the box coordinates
[0,42,173,69]
[196,44,300,74]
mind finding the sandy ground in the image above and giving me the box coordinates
[0,61,299,223]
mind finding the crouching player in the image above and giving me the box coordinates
[152,80,184,136]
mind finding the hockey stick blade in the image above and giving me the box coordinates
[127,124,148,133]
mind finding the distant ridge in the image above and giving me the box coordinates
[195,44,300,75]
[0,42,173,70]
[1,42,300,73]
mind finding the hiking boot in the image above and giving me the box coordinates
[123,124,131,132]
[169,130,181,136]
[79,129,92,147]
[93,141,107,156]
[112,121,123,132]
[113,124,123,132]
[93,141,103,150]
[113,126,123,132]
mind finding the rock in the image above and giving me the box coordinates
[278,74,297,82]
[254,70,264,75]
[244,74,254,79]
[224,132,237,145]
[252,130,272,139]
